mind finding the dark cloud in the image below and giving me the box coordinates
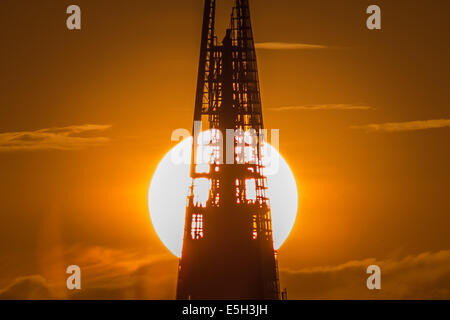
[0,246,178,300]
[69,258,178,300]
[2,248,450,299]
[0,275,53,300]
[280,250,450,299]
[64,246,178,300]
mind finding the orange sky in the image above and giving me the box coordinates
[1,0,450,299]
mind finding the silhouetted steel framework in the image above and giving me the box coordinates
[176,0,280,300]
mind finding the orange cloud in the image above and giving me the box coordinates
[3,247,450,299]
[0,124,111,152]
[60,246,178,299]
[255,42,328,50]
[280,250,450,299]
[0,275,53,300]
[270,104,374,111]
[0,246,178,300]
[351,119,450,132]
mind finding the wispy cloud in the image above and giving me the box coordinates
[0,124,111,152]
[0,275,53,300]
[281,250,450,299]
[351,119,450,132]
[270,104,374,112]
[2,247,450,299]
[0,246,177,300]
[255,42,328,50]
[65,246,177,300]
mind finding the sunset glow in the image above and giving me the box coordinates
[2,0,449,301]
[148,137,299,257]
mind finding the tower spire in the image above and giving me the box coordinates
[176,0,280,300]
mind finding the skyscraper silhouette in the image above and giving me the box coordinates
[176,0,280,300]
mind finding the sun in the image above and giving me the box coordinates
[148,136,299,257]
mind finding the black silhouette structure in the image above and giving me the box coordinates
[176,0,280,300]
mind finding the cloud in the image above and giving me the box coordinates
[255,42,328,50]
[3,247,450,299]
[280,250,450,299]
[0,246,178,300]
[67,246,177,300]
[69,257,177,300]
[0,275,53,300]
[270,104,374,112]
[351,119,450,132]
[0,124,111,152]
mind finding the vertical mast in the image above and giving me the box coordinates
[177,0,280,300]
[193,0,216,123]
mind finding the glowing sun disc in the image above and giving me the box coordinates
[148,137,298,257]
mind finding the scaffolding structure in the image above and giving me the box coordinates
[176,0,280,300]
